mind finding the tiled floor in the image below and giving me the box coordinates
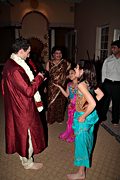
[0,92,120,180]
[101,110,120,143]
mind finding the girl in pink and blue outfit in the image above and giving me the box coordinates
[54,68,78,143]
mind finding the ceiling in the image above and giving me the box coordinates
[0,0,23,6]
[0,0,83,7]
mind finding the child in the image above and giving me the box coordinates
[67,61,104,179]
[54,68,78,142]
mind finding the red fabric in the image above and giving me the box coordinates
[2,59,46,158]
[35,101,43,107]
[29,59,37,72]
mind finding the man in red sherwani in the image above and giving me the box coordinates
[2,38,46,170]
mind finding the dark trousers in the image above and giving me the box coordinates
[97,79,120,124]
[39,110,48,147]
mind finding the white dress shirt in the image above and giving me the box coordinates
[102,54,120,82]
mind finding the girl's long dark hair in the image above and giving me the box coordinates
[77,60,98,90]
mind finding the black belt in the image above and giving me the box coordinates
[105,78,120,84]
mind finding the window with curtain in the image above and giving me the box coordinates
[95,25,109,62]
[100,26,109,61]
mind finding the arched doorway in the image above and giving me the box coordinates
[20,11,49,64]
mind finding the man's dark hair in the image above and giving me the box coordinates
[111,40,120,48]
[12,37,30,53]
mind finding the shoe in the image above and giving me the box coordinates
[67,173,85,179]
[24,162,43,170]
[111,121,119,126]
[66,137,74,143]
[58,122,63,124]
[112,123,119,127]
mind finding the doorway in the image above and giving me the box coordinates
[49,27,76,63]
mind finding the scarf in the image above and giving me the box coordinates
[10,53,43,112]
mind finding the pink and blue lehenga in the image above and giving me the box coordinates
[59,82,77,143]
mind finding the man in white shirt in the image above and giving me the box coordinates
[99,40,120,126]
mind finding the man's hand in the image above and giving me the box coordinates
[38,72,44,79]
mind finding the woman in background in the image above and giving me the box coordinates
[46,46,71,124]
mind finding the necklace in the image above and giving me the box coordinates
[71,83,77,93]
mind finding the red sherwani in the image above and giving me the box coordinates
[2,59,46,158]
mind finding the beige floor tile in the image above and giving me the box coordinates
[0,92,120,180]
